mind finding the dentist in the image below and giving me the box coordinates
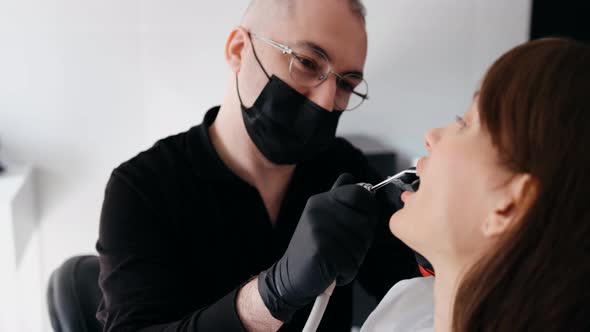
[97,1,417,331]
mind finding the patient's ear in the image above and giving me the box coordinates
[483,173,537,237]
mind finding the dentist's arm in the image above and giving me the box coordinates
[99,172,376,332]
[240,173,378,328]
[237,278,283,332]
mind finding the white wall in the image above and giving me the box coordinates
[0,0,146,330]
[139,0,249,143]
[0,1,530,331]
[342,0,532,165]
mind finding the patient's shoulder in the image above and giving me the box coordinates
[383,276,435,304]
[361,277,434,332]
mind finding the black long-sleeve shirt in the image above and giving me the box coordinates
[96,107,418,331]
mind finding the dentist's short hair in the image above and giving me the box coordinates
[243,0,366,30]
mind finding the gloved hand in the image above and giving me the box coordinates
[258,173,379,322]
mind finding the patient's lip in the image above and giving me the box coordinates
[401,191,414,203]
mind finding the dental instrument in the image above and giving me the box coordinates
[301,168,420,332]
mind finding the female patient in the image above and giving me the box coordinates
[362,38,590,331]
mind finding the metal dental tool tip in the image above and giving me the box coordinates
[358,167,418,193]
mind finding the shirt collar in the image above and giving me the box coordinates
[188,106,241,182]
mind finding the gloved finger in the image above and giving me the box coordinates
[336,271,359,286]
[334,258,365,286]
[331,173,357,189]
[331,184,377,214]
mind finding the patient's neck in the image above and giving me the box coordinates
[432,265,462,332]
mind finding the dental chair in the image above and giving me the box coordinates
[47,255,103,332]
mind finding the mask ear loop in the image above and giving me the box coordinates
[248,32,271,80]
[235,75,246,108]
[236,32,272,107]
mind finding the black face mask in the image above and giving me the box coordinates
[236,33,343,165]
[238,75,343,165]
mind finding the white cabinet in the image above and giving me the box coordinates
[0,163,42,332]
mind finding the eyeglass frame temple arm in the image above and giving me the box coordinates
[250,32,294,55]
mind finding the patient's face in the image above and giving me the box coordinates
[390,98,513,269]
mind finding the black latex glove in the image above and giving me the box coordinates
[258,173,379,322]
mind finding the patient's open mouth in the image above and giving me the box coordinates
[398,167,420,203]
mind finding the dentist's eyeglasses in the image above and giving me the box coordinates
[251,32,369,111]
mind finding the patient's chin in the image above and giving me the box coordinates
[388,209,406,237]
[389,208,424,251]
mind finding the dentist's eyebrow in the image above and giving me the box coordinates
[340,70,365,78]
[296,40,333,62]
[295,40,364,77]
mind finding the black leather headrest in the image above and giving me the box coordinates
[47,255,103,332]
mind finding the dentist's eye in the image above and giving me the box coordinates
[455,115,467,131]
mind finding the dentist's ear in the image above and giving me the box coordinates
[483,173,537,237]
[225,26,250,74]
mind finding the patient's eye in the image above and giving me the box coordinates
[455,115,467,131]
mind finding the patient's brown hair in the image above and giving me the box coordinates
[453,38,590,331]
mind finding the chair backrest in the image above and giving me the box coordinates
[47,255,103,332]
